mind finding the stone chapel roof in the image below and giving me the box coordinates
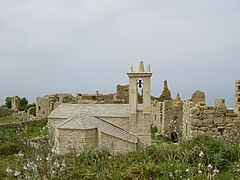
[56,113,138,143]
[48,103,143,119]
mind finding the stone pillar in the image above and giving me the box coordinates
[129,77,138,115]
[235,80,240,116]
[142,76,151,113]
[11,96,20,111]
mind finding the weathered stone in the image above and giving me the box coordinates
[200,127,208,132]
[190,90,205,105]
[191,119,202,126]
[203,109,215,114]
[203,119,213,125]
[215,99,227,113]
[191,107,200,115]
[190,114,198,119]
[214,117,223,124]
[159,80,172,102]
[224,117,232,124]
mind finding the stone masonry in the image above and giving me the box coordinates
[235,80,240,116]
[159,80,172,102]
[182,99,240,140]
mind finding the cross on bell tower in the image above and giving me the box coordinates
[127,60,152,146]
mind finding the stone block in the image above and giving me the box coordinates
[190,114,198,119]
[191,119,202,126]
[203,119,213,125]
[224,117,232,124]
[203,109,215,114]
[191,107,200,115]
[200,127,208,132]
[214,117,223,124]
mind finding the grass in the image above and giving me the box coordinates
[0,116,24,123]
[1,118,240,179]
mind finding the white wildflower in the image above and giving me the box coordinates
[27,161,31,168]
[198,170,202,174]
[14,170,21,177]
[199,150,204,159]
[46,154,51,161]
[6,167,12,173]
[36,155,42,161]
[208,164,213,169]
[17,151,24,157]
[213,168,219,174]
[169,172,173,177]
[186,168,190,173]
[51,147,56,153]
[54,160,60,168]
[23,165,28,170]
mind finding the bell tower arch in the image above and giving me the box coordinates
[127,60,152,146]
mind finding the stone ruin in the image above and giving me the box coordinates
[190,90,205,105]
[159,80,172,102]
[36,85,129,119]
[11,96,20,111]
[235,80,240,116]
[152,80,240,141]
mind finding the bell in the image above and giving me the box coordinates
[138,79,143,88]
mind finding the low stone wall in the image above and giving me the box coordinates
[0,118,42,128]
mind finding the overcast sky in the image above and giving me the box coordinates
[0,0,239,107]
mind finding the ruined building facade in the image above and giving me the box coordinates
[37,85,129,119]
[152,80,240,141]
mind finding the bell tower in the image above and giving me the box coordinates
[127,60,152,146]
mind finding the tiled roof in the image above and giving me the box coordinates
[48,104,131,119]
[56,113,138,143]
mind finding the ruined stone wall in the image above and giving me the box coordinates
[11,96,20,111]
[55,128,98,154]
[151,101,163,132]
[0,108,14,117]
[114,85,129,103]
[235,80,240,116]
[100,132,137,154]
[183,100,240,140]
[161,100,183,138]
[36,94,74,119]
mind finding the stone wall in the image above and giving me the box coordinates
[101,117,129,131]
[55,128,98,154]
[162,100,183,138]
[0,108,14,117]
[36,94,74,119]
[182,100,240,140]
[235,80,240,116]
[100,132,137,154]
[48,118,66,137]
[151,101,163,132]
[152,100,183,138]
